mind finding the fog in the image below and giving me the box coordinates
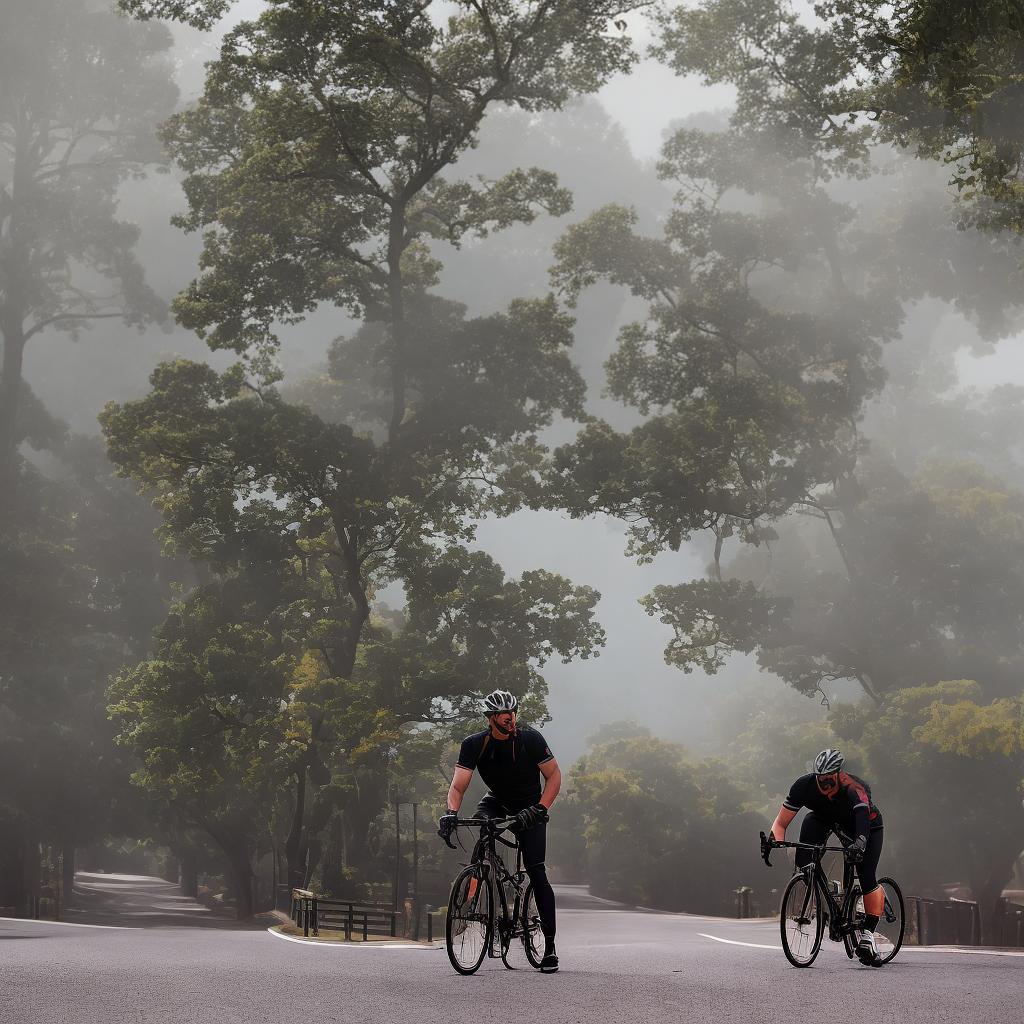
[4,0,1023,933]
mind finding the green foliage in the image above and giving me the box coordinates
[642,580,787,675]
[833,681,1024,910]
[554,726,762,912]
[153,0,642,362]
[655,0,1024,233]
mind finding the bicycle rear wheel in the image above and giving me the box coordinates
[780,871,824,967]
[521,884,544,969]
[446,866,491,975]
[873,878,905,965]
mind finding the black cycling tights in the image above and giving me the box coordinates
[526,862,556,940]
[477,795,556,940]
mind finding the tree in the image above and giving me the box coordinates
[833,680,1024,942]
[556,724,762,912]
[654,0,1024,234]
[0,0,176,500]
[0,436,185,913]
[103,1,644,904]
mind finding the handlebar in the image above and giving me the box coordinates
[759,830,854,867]
[439,815,517,849]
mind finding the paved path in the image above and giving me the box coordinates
[1,876,1021,1024]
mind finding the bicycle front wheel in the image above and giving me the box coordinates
[780,871,824,967]
[873,877,905,965]
[521,884,544,969]
[446,865,491,975]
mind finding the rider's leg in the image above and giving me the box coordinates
[519,821,557,971]
[857,829,884,930]
[796,813,829,872]
[854,829,884,962]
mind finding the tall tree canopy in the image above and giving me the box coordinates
[655,0,1024,234]
[102,0,638,902]
[0,0,176,498]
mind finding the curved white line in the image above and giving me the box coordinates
[0,916,130,931]
[267,927,439,950]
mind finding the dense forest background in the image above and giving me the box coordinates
[2,0,1023,936]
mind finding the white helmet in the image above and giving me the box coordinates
[813,748,845,774]
[481,689,519,716]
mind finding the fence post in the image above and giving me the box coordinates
[426,906,432,944]
[363,913,368,942]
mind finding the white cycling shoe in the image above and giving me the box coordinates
[856,929,882,966]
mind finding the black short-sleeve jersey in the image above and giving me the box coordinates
[783,771,883,840]
[457,725,554,810]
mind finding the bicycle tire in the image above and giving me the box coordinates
[446,865,491,975]
[780,871,824,967]
[521,883,544,969]
[873,877,905,965]
[842,886,861,960]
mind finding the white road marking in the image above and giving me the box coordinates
[267,927,439,950]
[0,916,130,931]
[901,946,1024,958]
[699,933,782,950]
[700,932,1024,958]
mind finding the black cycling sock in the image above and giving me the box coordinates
[864,914,879,931]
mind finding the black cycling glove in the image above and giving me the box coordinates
[437,809,458,843]
[514,804,548,831]
[847,835,867,864]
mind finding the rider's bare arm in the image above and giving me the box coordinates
[538,758,561,810]
[446,765,473,813]
[770,805,797,841]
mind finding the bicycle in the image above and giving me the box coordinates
[440,816,545,975]
[759,830,905,968]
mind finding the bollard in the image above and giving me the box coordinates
[734,886,753,919]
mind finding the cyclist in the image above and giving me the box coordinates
[438,689,561,973]
[766,748,885,965]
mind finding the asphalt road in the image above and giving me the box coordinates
[2,875,1022,1024]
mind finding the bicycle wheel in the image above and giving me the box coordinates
[520,883,544,969]
[842,887,862,960]
[780,871,824,967]
[446,865,491,975]
[872,878,905,965]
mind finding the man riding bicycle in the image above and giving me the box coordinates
[438,689,562,973]
[766,749,885,965]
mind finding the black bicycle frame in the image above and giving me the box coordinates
[767,830,861,942]
[458,818,530,954]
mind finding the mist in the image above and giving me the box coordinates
[3,0,1023,943]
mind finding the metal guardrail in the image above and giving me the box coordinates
[290,889,400,940]
[905,896,981,946]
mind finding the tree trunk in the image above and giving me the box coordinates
[61,842,75,910]
[179,849,198,899]
[284,766,309,892]
[227,850,254,920]
[977,859,1017,945]
[0,319,26,508]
